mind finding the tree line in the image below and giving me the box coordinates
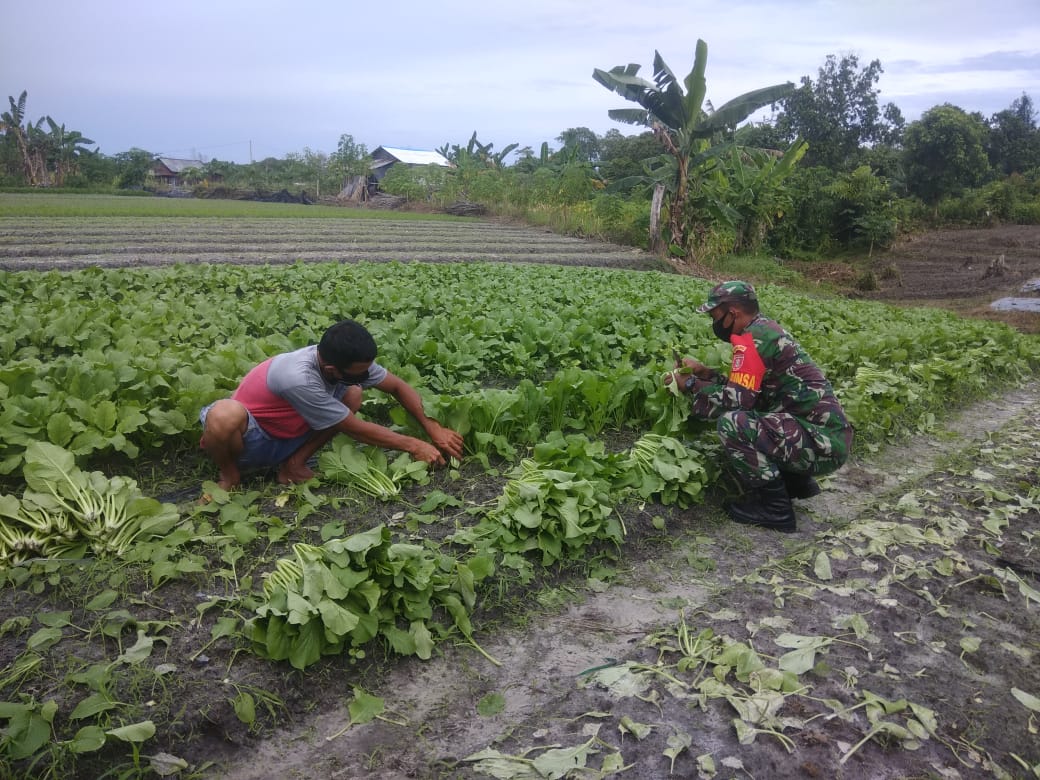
[3,44,1039,262]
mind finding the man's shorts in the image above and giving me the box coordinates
[200,404,311,471]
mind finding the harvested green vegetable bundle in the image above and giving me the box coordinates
[621,433,710,508]
[317,436,429,499]
[0,442,179,564]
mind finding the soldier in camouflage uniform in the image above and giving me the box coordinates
[667,281,853,532]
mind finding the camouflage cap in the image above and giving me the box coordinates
[696,280,758,313]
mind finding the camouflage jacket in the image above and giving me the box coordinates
[688,315,849,431]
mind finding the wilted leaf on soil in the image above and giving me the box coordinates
[664,731,692,773]
[1012,687,1040,712]
[477,692,505,717]
[959,636,982,654]
[462,747,541,780]
[347,686,385,725]
[618,715,653,740]
[116,629,155,665]
[148,752,190,776]
[531,735,599,777]
[814,551,833,580]
[774,633,833,675]
[580,663,652,698]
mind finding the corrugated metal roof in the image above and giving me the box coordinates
[374,147,451,167]
[157,157,205,173]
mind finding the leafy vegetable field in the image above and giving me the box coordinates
[0,205,1039,779]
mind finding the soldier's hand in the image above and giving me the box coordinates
[682,357,712,378]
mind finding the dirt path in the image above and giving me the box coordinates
[215,381,1040,780]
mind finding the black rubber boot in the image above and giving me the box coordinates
[781,471,821,500]
[724,479,797,532]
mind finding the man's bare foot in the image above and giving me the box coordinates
[217,469,241,491]
[277,461,314,484]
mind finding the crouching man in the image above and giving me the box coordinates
[667,281,853,532]
[200,318,463,492]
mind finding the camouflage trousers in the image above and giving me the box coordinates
[716,410,853,488]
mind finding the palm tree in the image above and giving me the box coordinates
[593,40,796,258]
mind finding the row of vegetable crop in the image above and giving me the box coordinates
[0,427,713,669]
[229,429,716,671]
[1,261,1038,479]
[1,256,1037,772]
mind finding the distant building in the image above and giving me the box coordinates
[152,157,221,187]
[369,146,452,182]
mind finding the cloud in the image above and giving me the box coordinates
[945,51,1040,73]
[3,0,1039,162]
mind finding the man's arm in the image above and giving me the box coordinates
[373,372,464,459]
[277,396,445,479]
[333,413,446,464]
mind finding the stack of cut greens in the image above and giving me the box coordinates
[317,436,429,499]
[0,442,179,564]
[251,527,496,670]
[621,433,713,508]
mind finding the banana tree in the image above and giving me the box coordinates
[441,132,519,169]
[23,115,52,186]
[722,138,808,251]
[1,91,35,185]
[44,118,94,186]
[593,40,796,258]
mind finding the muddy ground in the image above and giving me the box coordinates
[2,221,1039,779]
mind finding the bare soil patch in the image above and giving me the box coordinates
[826,224,1040,333]
[867,224,1040,301]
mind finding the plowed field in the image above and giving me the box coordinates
[0,217,657,271]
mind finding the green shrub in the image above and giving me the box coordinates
[855,270,880,291]
[380,164,448,202]
[1011,200,1040,223]
[767,166,839,256]
[936,191,990,225]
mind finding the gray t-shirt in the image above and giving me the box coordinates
[266,345,388,431]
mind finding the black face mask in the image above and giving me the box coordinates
[712,310,735,342]
[324,363,370,384]
[338,370,370,385]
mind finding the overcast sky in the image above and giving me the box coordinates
[4,0,1039,164]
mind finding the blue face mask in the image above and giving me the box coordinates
[712,310,735,342]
